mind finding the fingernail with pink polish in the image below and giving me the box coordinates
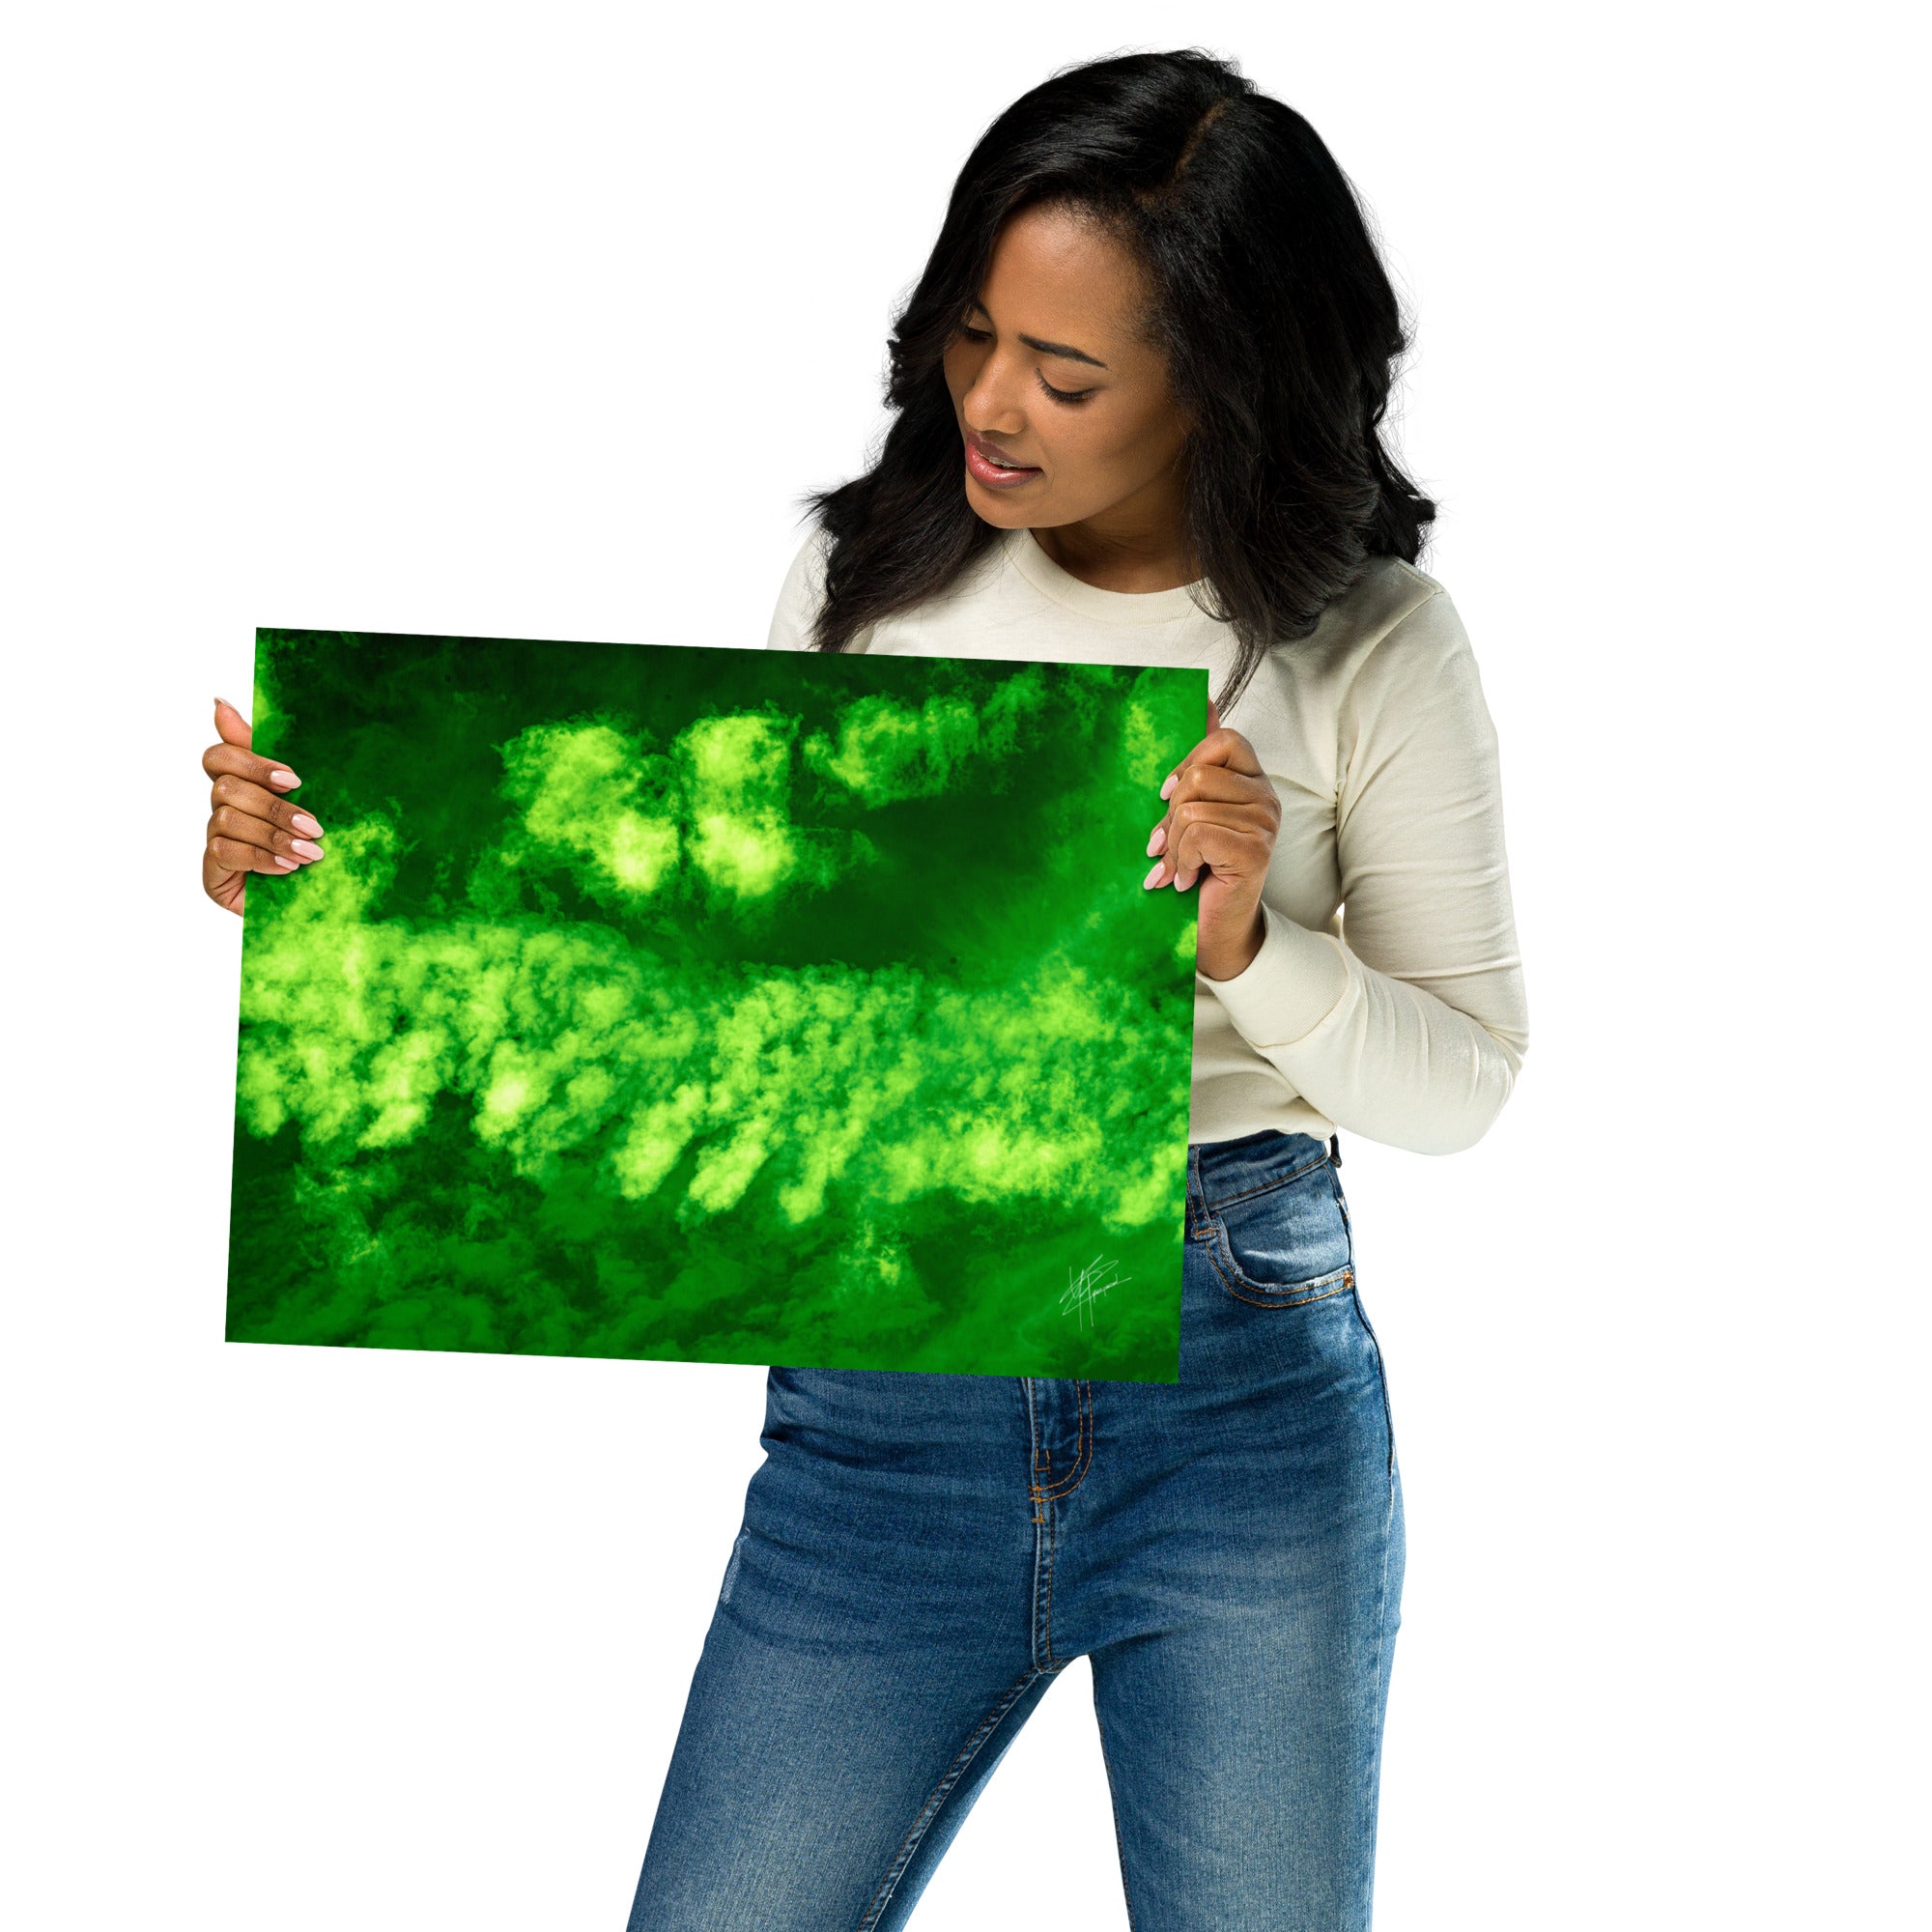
[273,855,299,870]
[1146,824,1167,857]
[269,768,299,788]
[291,811,323,837]
[1143,860,1165,890]
[1159,774,1177,799]
[291,838,325,862]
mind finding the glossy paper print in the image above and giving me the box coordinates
[225,629,1206,1379]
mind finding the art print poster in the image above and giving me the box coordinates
[225,627,1205,1380]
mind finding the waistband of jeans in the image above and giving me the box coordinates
[1187,1129,1336,1213]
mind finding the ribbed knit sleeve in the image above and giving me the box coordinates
[1199,587,1530,1154]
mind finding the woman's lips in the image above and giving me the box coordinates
[964,435,1041,487]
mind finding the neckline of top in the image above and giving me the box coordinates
[1004,526,1209,627]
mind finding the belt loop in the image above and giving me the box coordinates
[1328,1131,1342,1168]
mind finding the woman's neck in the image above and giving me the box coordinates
[1026,519,1202,594]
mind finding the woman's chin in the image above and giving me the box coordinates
[966,482,1045,525]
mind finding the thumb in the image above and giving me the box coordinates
[1206,695,1221,736]
[213,696,253,752]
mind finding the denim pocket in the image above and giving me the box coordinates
[1206,1151,1355,1308]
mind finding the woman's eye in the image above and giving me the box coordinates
[1037,374,1092,406]
[956,325,1094,406]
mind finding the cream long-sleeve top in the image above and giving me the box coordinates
[763,521,1529,1155]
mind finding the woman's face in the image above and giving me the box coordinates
[941,203,1191,544]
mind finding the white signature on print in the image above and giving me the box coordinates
[1061,1253,1130,1329]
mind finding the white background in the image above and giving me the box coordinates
[4,3,1923,1926]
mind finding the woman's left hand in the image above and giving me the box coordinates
[1143,696,1280,980]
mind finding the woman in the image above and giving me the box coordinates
[199,47,1528,1932]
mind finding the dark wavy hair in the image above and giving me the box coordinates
[796,46,1436,715]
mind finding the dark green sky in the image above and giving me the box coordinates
[228,629,1205,1380]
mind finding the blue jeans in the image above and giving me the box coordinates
[626,1129,1405,1930]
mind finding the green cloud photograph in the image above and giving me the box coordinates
[225,628,1206,1380]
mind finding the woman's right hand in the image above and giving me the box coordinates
[201,696,327,916]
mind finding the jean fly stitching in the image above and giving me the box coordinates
[1021,1379,1054,1668]
[1023,1379,1092,1672]
[1036,1378,1093,1499]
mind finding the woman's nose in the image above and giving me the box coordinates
[962,364,1028,432]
